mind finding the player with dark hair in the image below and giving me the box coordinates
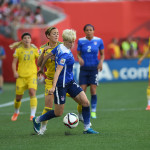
[33,29,99,134]
[37,26,61,134]
[10,32,39,121]
[77,24,105,119]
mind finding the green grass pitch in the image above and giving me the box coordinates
[0,81,150,150]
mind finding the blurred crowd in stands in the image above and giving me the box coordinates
[107,37,150,59]
[0,0,44,39]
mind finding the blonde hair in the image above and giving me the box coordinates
[62,29,76,41]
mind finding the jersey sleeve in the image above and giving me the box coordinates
[34,48,39,58]
[99,39,104,50]
[57,53,68,67]
[77,39,82,51]
[13,48,19,58]
[51,46,58,55]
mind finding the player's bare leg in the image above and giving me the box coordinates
[11,95,22,121]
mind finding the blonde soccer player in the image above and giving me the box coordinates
[138,37,150,110]
[11,32,39,121]
[33,29,99,134]
[37,27,62,134]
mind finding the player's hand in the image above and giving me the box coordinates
[78,57,84,66]
[14,72,19,78]
[43,46,51,53]
[48,87,55,95]
[37,69,44,77]
[51,55,55,61]
[97,62,103,71]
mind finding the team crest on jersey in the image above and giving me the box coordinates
[60,58,66,65]
[30,51,33,54]
[94,42,97,45]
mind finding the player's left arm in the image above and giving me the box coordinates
[98,49,105,71]
[48,65,64,95]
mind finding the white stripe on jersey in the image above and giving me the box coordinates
[56,87,60,104]
[63,64,67,88]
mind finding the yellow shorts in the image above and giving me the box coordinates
[44,78,71,97]
[16,74,37,95]
[45,78,53,96]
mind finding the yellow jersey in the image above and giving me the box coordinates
[13,45,39,77]
[39,41,62,79]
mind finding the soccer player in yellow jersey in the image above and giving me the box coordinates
[11,33,39,121]
[37,27,61,134]
[138,37,150,110]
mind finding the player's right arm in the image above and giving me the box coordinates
[138,37,150,65]
[12,57,19,78]
[37,46,51,67]
[77,51,84,66]
[37,51,54,76]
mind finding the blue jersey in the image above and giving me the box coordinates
[0,46,5,67]
[77,36,104,70]
[51,44,75,87]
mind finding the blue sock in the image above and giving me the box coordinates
[82,106,90,125]
[39,110,56,122]
[91,95,97,112]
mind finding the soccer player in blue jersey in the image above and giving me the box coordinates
[77,24,105,119]
[33,29,99,134]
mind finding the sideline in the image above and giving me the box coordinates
[0,94,44,108]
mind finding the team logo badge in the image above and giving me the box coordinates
[61,96,65,101]
[60,58,66,65]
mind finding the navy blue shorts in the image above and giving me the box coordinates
[79,69,98,86]
[54,80,83,104]
[0,67,2,75]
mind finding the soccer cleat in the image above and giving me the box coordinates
[30,116,34,121]
[146,105,150,110]
[91,112,96,119]
[11,113,19,121]
[33,117,41,134]
[83,128,99,134]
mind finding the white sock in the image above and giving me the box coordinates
[15,109,19,114]
[84,123,91,130]
[31,107,36,117]
[41,122,47,130]
[148,100,150,106]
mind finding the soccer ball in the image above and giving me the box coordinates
[63,113,79,129]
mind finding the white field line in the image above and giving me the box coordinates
[0,94,45,108]
[0,107,145,115]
